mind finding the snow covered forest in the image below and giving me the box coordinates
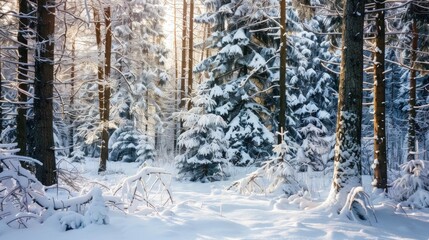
[1,0,429,239]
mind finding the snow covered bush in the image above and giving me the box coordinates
[0,144,114,229]
[84,188,110,225]
[70,148,85,163]
[109,124,155,163]
[390,160,429,209]
[339,187,376,223]
[113,167,173,213]
[229,133,304,196]
[0,144,43,228]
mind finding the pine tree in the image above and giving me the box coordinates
[371,0,388,191]
[389,0,429,164]
[109,122,154,163]
[109,0,169,162]
[32,0,57,185]
[16,0,30,157]
[288,24,338,171]
[327,0,365,210]
[175,74,229,182]
[192,0,280,167]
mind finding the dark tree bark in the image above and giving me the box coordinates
[173,0,178,154]
[407,18,418,161]
[33,0,57,185]
[69,39,76,157]
[330,0,364,205]
[373,0,388,191]
[93,7,104,167]
[98,7,112,173]
[93,8,104,85]
[278,0,287,144]
[180,0,188,109]
[17,0,30,156]
[187,0,194,110]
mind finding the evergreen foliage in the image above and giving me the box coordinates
[229,133,303,196]
[287,17,338,171]
[390,159,429,208]
[175,74,229,182]
[226,104,273,166]
[109,123,154,163]
[193,0,280,168]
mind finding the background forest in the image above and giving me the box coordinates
[1,0,429,237]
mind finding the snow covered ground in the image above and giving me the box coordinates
[2,159,429,240]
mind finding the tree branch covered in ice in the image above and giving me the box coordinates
[390,160,429,209]
[0,144,114,229]
[228,133,304,196]
[113,166,173,213]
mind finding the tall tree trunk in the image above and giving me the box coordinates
[187,0,194,110]
[180,0,188,109]
[373,0,387,191]
[94,7,104,164]
[329,0,364,207]
[69,39,76,157]
[33,0,57,185]
[98,7,112,173]
[93,8,104,90]
[173,0,178,154]
[407,18,418,161]
[278,0,287,144]
[17,0,30,156]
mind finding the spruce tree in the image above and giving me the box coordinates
[176,74,229,182]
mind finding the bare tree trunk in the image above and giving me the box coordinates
[180,0,188,109]
[329,0,364,207]
[407,18,418,161]
[33,0,57,185]
[173,0,178,154]
[94,7,104,165]
[93,8,104,88]
[187,0,194,110]
[69,39,76,157]
[373,0,387,191]
[278,0,287,144]
[17,0,30,156]
[98,6,112,173]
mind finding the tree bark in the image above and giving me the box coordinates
[373,0,387,191]
[187,0,194,110]
[33,0,57,185]
[98,7,112,173]
[173,0,178,154]
[17,0,30,156]
[407,18,418,161]
[180,0,188,109]
[278,0,287,144]
[93,8,104,85]
[69,39,76,157]
[330,0,364,205]
[93,7,104,166]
